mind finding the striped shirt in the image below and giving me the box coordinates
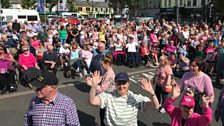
[99,90,150,126]
[24,92,80,126]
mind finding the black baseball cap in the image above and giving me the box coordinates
[115,72,129,82]
[30,72,58,88]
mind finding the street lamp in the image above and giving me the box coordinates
[176,0,179,24]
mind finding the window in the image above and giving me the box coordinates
[101,8,103,12]
[60,0,62,3]
[201,0,205,5]
[188,0,191,6]
[165,0,167,7]
[18,15,26,19]
[60,6,63,10]
[78,7,82,11]
[169,0,171,7]
[27,16,37,21]
[95,8,98,11]
[180,0,183,6]
[6,16,13,21]
[86,7,90,11]
[105,8,108,13]
[193,0,197,6]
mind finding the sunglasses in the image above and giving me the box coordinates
[23,49,28,52]
[116,81,127,86]
[0,48,4,50]
[190,64,197,67]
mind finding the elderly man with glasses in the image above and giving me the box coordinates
[88,71,159,126]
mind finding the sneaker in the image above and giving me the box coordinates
[159,107,166,113]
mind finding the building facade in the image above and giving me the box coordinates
[137,0,160,17]
[75,0,112,18]
[159,0,213,22]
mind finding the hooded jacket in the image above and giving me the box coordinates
[163,97,212,126]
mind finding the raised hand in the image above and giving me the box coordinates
[140,78,154,95]
[85,77,93,86]
[202,95,211,108]
[92,71,101,87]
[172,85,181,99]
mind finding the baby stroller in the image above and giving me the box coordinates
[204,52,216,76]
[64,58,88,79]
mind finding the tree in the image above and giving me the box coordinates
[21,0,36,9]
[67,0,77,12]
[45,0,58,12]
[126,0,141,17]
[109,0,126,15]
[1,0,10,8]
[214,0,224,16]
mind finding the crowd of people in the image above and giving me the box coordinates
[0,17,224,125]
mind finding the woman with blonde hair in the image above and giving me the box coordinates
[85,54,115,126]
[154,55,173,113]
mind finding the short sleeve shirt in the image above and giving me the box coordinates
[99,91,150,126]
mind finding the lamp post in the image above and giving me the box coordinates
[0,0,2,26]
[176,0,179,24]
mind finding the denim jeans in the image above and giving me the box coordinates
[60,38,67,45]
[128,52,137,65]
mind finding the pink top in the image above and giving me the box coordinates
[166,44,176,54]
[96,70,115,94]
[179,72,214,103]
[205,47,215,54]
[150,33,158,43]
[155,65,173,86]
[163,97,212,126]
[18,53,37,71]
[81,50,93,60]
[31,40,40,49]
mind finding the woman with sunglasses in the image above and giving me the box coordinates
[0,45,16,94]
[18,45,40,88]
[85,54,115,126]
[178,58,214,114]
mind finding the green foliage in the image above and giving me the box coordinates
[67,0,77,12]
[214,0,224,15]
[1,0,10,8]
[21,0,36,9]
[45,0,58,12]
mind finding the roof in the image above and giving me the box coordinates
[10,0,21,4]
[76,1,110,8]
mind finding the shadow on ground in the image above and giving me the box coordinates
[152,122,170,126]
[78,110,99,126]
[74,81,90,93]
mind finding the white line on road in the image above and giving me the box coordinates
[0,69,155,100]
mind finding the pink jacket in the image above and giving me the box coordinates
[163,97,212,126]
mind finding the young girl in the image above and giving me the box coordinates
[154,55,173,113]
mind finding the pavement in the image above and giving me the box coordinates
[0,65,223,126]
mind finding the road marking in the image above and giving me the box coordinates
[0,69,156,100]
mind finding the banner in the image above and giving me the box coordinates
[37,0,45,12]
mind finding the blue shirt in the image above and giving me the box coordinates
[24,92,80,126]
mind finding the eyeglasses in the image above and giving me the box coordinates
[116,81,127,86]
[23,49,28,52]
[182,105,192,110]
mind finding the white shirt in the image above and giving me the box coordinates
[126,42,138,52]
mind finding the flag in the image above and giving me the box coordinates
[37,0,45,12]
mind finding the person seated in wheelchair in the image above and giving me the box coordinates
[69,42,86,77]
[0,44,17,94]
[59,43,70,69]
[42,45,58,74]
[18,45,40,88]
